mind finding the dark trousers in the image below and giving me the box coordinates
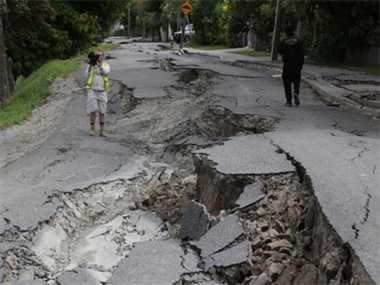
[282,69,301,104]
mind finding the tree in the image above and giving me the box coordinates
[66,0,127,36]
[4,0,128,77]
[51,1,99,54]
[303,0,379,63]
[0,0,11,104]
[192,0,223,45]
[225,0,275,48]
[5,0,58,76]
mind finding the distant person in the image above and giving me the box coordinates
[85,49,111,137]
[278,25,304,106]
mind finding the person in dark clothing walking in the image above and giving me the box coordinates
[278,25,304,106]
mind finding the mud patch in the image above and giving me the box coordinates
[0,177,173,283]
[196,106,276,140]
[177,69,216,85]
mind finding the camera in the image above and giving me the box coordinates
[88,52,100,66]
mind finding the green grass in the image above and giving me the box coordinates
[229,49,270,57]
[92,42,120,52]
[0,57,81,129]
[185,42,229,50]
[81,42,120,56]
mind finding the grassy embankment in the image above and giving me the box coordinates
[231,49,379,75]
[328,64,380,76]
[185,41,378,76]
[0,43,119,129]
[228,49,379,76]
[185,42,270,56]
[185,42,229,50]
[229,49,270,57]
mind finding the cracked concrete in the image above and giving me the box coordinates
[109,240,196,285]
[57,269,101,285]
[266,129,380,281]
[194,135,295,175]
[193,214,244,258]
[180,201,213,240]
[235,182,265,210]
[204,240,250,270]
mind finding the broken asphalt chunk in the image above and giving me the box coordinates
[57,269,101,285]
[235,182,265,209]
[193,214,243,258]
[181,200,213,240]
[1,281,47,285]
[175,272,226,285]
[109,240,192,285]
[204,240,250,270]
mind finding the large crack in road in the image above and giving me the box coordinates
[0,44,377,284]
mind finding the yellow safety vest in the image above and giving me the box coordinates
[86,64,110,91]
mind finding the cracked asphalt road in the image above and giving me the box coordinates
[0,41,379,282]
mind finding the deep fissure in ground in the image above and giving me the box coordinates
[0,68,374,284]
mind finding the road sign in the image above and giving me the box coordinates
[181,1,192,15]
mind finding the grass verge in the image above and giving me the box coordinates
[328,63,380,76]
[229,49,270,57]
[0,57,81,129]
[83,42,121,54]
[185,42,229,50]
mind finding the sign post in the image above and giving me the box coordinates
[181,1,192,15]
[179,1,192,49]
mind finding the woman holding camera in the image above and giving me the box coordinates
[85,49,111,137]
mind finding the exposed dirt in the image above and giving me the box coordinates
[191,152,374,284]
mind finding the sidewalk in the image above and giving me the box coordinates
[184,47,380,117]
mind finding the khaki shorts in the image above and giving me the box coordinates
[87,89,108,114]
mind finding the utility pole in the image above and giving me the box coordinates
[128,6,131,38]
[271,0,281,61]
[0,0,10,104]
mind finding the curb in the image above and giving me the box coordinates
[303,78,380,117]
[184,49,380,118]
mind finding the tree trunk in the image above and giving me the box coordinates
[247,15,255,49]
[7,57,14,92]
[180,16,185,49]
[168,22,172,41]
[139,1,146,39]
[176,12,180,32]
[0,3,10,105]
[296,20,302,38]
[160,26,166,42]
[312,5,319,50]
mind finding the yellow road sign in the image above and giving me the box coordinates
[181,1,192,15]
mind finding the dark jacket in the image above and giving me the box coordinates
[278,36,304,73]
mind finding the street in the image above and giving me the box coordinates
[0,41,378,284]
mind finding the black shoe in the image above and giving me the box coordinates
[294,94,300,106]
[285,102,292,107]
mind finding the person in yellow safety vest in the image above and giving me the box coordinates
[85,49,111,137]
